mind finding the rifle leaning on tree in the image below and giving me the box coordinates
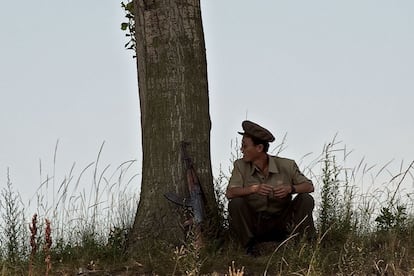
[164,141,206,231]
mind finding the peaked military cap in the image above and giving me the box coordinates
[238,120,275,142]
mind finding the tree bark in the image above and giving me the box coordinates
[129,0,218,249]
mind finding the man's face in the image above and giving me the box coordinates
[240,136,262,162]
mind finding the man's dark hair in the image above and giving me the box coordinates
[246,134,270,153]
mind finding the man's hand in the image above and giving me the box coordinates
[226,184,273,198]
[252,183,273,196]
[273,184,291,198]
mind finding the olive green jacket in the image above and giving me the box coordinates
[227,155,312,213]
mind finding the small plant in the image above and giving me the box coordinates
[318,141,341,235]
[44,218,52,275]
[375,205,407,232]
[375,161,413,233]
[121,0,136,54]
[316,137,357,244]
[0,170,27,265]
[28,214,38,276]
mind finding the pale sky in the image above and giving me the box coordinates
[1,0,413,203]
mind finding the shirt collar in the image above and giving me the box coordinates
[250,155,280,175]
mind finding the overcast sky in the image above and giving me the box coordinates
[1,0,413,203]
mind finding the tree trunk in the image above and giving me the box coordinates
[129,0,218,249]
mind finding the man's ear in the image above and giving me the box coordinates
[256,144,264,152]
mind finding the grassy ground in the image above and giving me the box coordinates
[1,139,414,275]
[5,228,414,275]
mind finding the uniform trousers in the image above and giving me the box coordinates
[228,194,316,247]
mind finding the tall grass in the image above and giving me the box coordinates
[0,142,139,274]
[1,137,414,275]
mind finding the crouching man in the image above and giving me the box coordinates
[226,120,316,255]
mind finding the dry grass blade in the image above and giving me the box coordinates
[228,261,244,276]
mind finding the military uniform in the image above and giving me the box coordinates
[228,156,316,246]
[227,120,316,248]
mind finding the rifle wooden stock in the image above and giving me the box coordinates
[182,141,205,225]
[164,141,206,226]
